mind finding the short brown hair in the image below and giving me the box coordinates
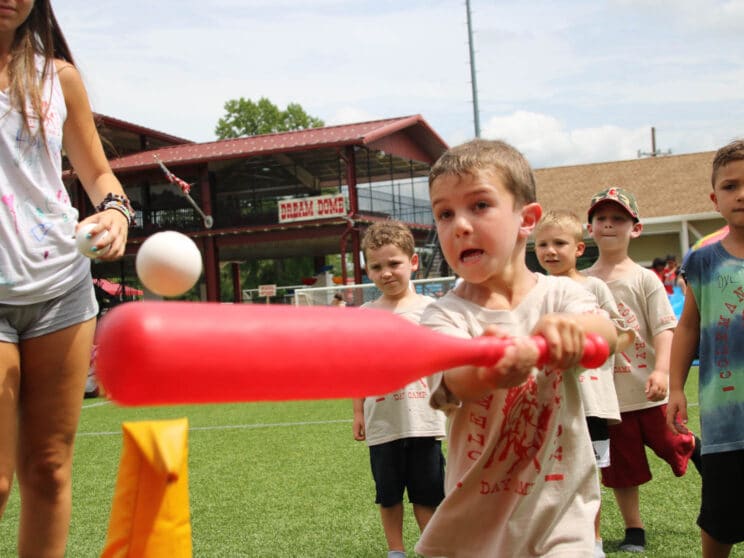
[429,139,536,207]
[712,139,744,188]
[361,220,415,260]
[535,209,584,243]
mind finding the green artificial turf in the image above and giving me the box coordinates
[1,368,741,557]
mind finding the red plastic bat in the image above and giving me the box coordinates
[94,302,609,406]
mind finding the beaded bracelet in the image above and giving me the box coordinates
[95,193,136,227]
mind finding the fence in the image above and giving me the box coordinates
[292,276,457,307]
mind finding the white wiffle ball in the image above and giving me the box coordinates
[136,231,203,297]
[76,223,110,258]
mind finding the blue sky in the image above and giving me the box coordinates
[58,0,743,168]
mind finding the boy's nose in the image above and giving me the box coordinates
[454,215,473,236]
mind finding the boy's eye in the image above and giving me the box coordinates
[436,209,453,221]
[474,200,490,210]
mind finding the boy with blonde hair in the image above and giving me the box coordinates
[353,220,447,558]
[667,139,744,558]
[414,139,625,557]
[535,209,629,558]
[584,186,700,553]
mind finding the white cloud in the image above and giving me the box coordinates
[612,0,744,33]
[482,111,650,168]
[57,1,743,165]
[326,107,380,126]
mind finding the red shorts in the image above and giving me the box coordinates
[601,404,694,489]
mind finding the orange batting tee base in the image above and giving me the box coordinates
[101,418,192,558]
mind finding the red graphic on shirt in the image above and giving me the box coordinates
[486,369,562,476]
[615,301,652,373]
[1,194,19,233]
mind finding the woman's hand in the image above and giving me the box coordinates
[75,209,129,260]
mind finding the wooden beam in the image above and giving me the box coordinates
[273,153,319,190]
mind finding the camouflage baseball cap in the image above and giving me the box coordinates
[587,187,640,222]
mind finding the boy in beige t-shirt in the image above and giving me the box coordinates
[415,140,625,558]
[535,209,631,558]
[584,187,701,553]
[352,220,447,558]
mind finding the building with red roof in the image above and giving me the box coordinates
[67,115,449,302]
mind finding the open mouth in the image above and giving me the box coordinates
[460,249,483,263]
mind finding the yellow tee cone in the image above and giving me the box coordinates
[101,418,192,557]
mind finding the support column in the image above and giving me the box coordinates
[199,165,219,301]
[199,166,213,222]
[341,146,360,285]
[231,262,242,303]
[203,237,219,302]
[344,146,359,216]
[352,228,362,285]
[680,220,690,256]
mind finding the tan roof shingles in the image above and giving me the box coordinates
[535,151,716,220]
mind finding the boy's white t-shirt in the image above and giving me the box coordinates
[577,276,624,423]
[583,264,677,412]
[360,295,447,446]
[415,274,606,558]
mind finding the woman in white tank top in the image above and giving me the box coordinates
[0,2,133,555]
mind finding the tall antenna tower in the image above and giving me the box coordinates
[465,0,481,138]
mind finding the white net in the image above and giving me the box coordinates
[293,276,457,307]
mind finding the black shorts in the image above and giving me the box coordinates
[698,449,744,545]
[369,437,445,508]
[586,416,609,442]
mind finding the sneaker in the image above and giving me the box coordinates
[387,552,406,558]
[594,539,606,558]
[619,527,645,553]
[84,372,99,398]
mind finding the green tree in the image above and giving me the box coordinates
[215,97,325,139]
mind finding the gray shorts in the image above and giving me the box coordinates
[0,278,99,343]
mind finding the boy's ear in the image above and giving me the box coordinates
[410,253,419,272]
[630,221,643,238]
[519,203,542,237]
[710,191,719,211]
[576,241,586,257]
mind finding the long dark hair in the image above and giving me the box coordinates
[8,0,74,141]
